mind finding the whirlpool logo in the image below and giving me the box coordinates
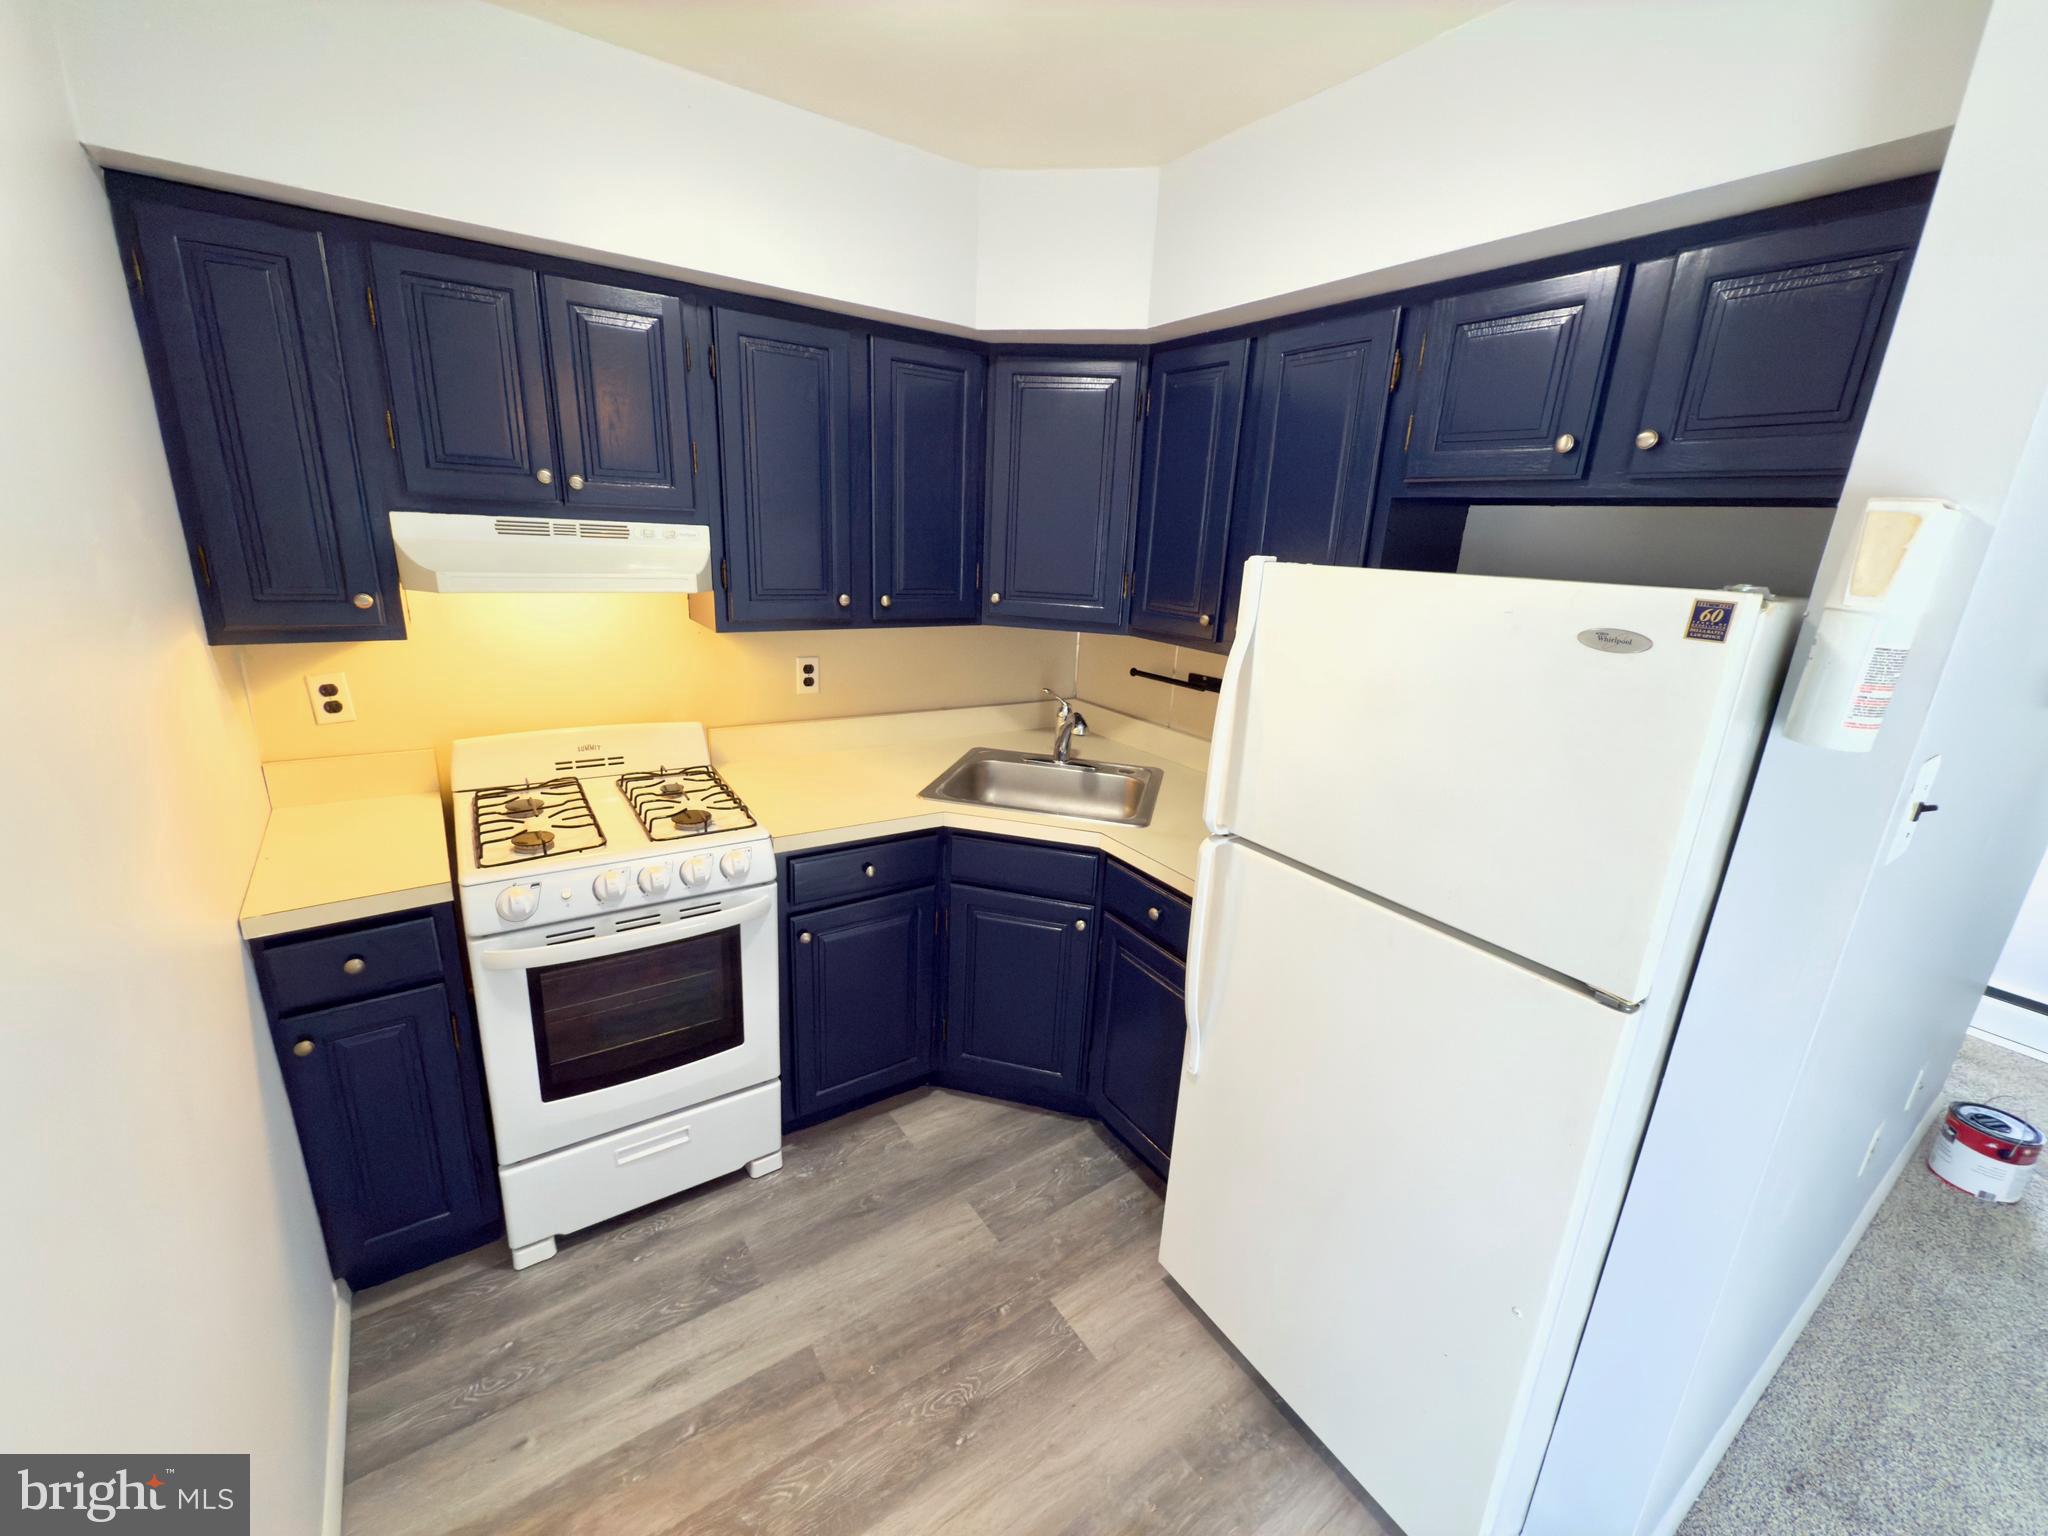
[5,1456,248,1532]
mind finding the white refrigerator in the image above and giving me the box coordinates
[1159,559,1798,1536]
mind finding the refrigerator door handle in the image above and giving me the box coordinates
[1183,836,1224,1077]
[1202,557,1269,837]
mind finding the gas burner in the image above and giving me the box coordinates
[618,765,758,842]
[473,777,605,868]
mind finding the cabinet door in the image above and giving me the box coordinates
[1224,309,1398,639]
[371,243,558,502]
[1089,916,1186,1178]
[870,338,984,623]
[945,884,1095,1105]
[1595,206,1924,487]
[1130,339,1250,645]
[788,888,937,1116]
[1404,267,1621,483]
[130,202,392,640]
[714,309,857,625]
[543,276,718,515]
[984,356,1139,629]
[274,983,498,1288]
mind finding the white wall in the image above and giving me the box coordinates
[1528,2,2048,1530]
[0,4,338,1531]
[52,0,1987,338]
[1457,504,1834,597]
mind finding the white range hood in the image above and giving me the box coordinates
[389,511,711,594]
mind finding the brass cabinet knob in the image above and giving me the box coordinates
[879,594,892,608]
[799,931,812,944]
[1147,906,1161,921]
[863,864,876,878]
[1553,433,1577,454]
[342,956,366,976]
[351,593,375,610]
[989,592,1002,605]
[837,593,851,608]
[568,473,585,490]
[536,467,553,485]
[1198,613,1212,627]
[292,1039,315,1057]
[1635,428,1661,450]
[1075,918,1087,933]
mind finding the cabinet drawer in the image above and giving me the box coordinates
[260,914,444,1015]
[949,835,1099,902]
[786,834,941,910]
[1102,861,1192,956]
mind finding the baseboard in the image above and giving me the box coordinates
[323,1281,351,1536]
[1968,1022,2048,1064]
[1647,1094,1942,1536]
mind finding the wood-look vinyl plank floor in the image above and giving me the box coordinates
[344,1088,1390,1536]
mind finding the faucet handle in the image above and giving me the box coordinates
[1042,686,1075,717]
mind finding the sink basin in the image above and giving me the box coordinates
[920,748,1164,827]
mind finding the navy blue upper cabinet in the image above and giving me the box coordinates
[870,338,984,623]
[984,356,1140,630]
[127,201,395,643]
[371,244,558,502]
[944,883,1095,1108]
[714,309,857,626]
[1594,206,1925,489]
[543,276,717,515]
[788,887,938,1118]
[1129,339,1250,645]
[1223,309,1399,637]
[1404,266,1622,484]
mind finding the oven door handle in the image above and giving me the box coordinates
[477,894,774,972]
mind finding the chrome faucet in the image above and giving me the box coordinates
[1044,688,1088,765]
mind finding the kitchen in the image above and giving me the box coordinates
[9,3,2048,1536]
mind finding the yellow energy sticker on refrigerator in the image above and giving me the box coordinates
[1686,599,1733,642]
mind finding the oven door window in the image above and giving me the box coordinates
[526,927,744,1101]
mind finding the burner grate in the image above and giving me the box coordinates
[617,765,757,842]
[473,776,606,867]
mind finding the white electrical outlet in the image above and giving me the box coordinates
[306,671,356,725]
[1857,1121,1886,1177]
[795,655,820,696]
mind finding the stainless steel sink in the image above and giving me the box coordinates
[920,748,1164,827]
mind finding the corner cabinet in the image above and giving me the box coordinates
[944,884,1096,1108]
[983,355,1140,630]
[870,337,985,622]
[1593,205,1925,493]
[713,308,858,626]
[123,196,399,642]
[1129,338,1250,646]
[1403,266,1622,485]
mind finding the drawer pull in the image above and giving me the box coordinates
[292,1039,315,1058]
[615,1127,691,1166]
[1146,906,1161,922]
[341,956,367,976]
[863,863,877,878]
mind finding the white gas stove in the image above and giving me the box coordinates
[451,723,782,1270]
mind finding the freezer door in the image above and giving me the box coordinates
[1162,837,1630,1536]
[1207,561,1774,1002]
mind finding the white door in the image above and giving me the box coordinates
[1161,837,1632,1536]
[1207,562,1774,1003]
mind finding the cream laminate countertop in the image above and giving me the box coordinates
[239,750,454,940]
[712,702,1210,895]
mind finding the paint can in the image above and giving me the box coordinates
[1927,1101,2043,1203]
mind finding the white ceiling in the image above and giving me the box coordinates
[482,0,1501,169]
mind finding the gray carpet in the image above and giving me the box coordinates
[1680,1034,2048,1536]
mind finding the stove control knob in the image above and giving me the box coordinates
[592,868,630,903]
[637,864,673,896]
[680,855,713,888]
[495,884,541,923]
[719,847,753,881]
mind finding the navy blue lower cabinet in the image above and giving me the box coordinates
[870,337,984,623]
[273,982,499,1288]
[1593,205,1925,491]
[124,196,397,642]
[1403,266,1622,484]
[1129,338,1250,646]
[787,888,939,1119]
[1087,915,1186,1178]
[983,355,1140,630]
[943,883,1096,1108]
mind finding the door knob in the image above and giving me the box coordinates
[351,593,375,610]
[838,593,851,608]
[989,592,1002,605]
[1635,428,1661,450]
[799,931,812,944]
[536,467,553,485]
[1553,433,1577,454]
[292,1039,315,1057]
[880,594,892,608]
[568,473,585,490]
[1075,919,1087,933]
[1198,613,1212,627]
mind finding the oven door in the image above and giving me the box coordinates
[470,891,779,1164]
